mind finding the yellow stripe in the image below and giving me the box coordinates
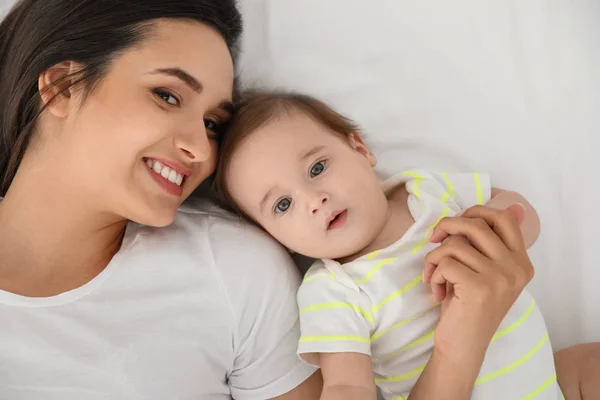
[302,267,315,283]
[371,275,423,314]
[303,271,335,283]
[402,171,425,180]
[474,173,484,205]
[412,207,450,254]
[442,172,454,200]
[492,298,535,342]
[299,335,370,343]
[412,179,422,200]
[376,364,426,383]
[303,274,326,283]
[475,332,549,386]
[402,171,425,200]
[365,250,381,260]
[371,303,439,342]
[441,191,449,203]
[375,330,435,360]
[354,257,398,285]
[392,396,408,400]
[521,374,557,400]
[300,302,375,324]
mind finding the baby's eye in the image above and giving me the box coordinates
[310,161,326,178]
[274,198,292,214]
[154,89,179,106]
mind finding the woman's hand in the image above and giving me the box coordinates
[423,204,534,362]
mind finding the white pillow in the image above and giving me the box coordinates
[238,0,600,348]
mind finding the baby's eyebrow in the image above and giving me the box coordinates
[299,145,326,162]
[260,188,276,215]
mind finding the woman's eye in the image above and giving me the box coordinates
[154,89,179,106]
[274,198,292,214]
[310,161,326,178]
[204,119,221,133]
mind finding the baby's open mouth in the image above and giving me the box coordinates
[327,210,348,230]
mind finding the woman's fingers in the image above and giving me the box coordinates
[460,204,525,252]
[424,260,447,301]
[423,261,437,283]
[430,256,478,288]
[431,280,447,302]
[429,214,507,259]
[425,236,488,273]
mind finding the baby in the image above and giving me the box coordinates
[213,91,562,399]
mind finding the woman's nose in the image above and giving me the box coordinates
[173,125,211,162]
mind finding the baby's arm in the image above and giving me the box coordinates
[486,188,540,248]
[319,353,377,400]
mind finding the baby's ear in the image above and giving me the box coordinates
[348,132,377,167]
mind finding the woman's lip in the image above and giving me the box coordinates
[327,210,348,230]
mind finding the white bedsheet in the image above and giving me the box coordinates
[2,0,597,350]
[237,0,600,349]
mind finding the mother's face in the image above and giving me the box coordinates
[56,19,234,226]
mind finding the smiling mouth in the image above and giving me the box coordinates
[144,158,186,187]
[327,210,348,230]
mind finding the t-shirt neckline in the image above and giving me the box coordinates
[0,217,138,308]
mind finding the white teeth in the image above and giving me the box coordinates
[145,159,184,187]
[168,169,177,182]
[160,166,170,178]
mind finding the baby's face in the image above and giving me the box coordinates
[226,112,390,260]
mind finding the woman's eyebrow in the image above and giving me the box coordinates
[218,100,234,115]
[149,67,202,92]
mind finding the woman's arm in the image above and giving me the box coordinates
[415,205,535,400]
[409,348,484,400]
[272,371,323,400]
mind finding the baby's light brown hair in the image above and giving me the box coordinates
[213,90,361,218]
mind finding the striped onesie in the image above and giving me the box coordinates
[297,170,562,400]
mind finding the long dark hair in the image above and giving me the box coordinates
[0,0,242,196]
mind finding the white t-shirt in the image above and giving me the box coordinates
[0,200,316,400]
[297,170,561,400]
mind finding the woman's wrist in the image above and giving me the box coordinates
[409,347,485,400]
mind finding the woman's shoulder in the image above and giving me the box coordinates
[175,198,278,251]
[141,198,296,277]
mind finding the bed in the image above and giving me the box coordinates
[2,0,597,352]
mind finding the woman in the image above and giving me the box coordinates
[0,1,320,398]
[0,1,591,399]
